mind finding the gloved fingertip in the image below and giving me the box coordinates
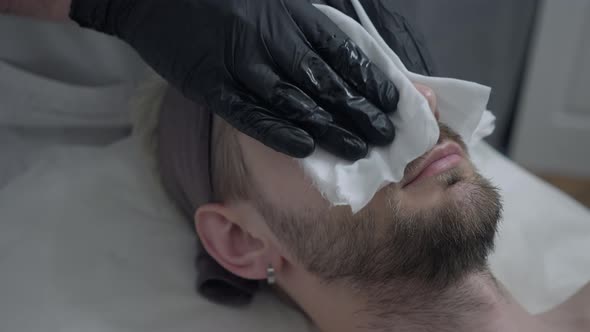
[268,127,315,159]
[361,110,396,146]
[371,114,395,145]
[318,127,368,161]
[380,80,400,113]
[338,137,369,161]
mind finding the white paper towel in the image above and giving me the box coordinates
[304,2,495,213]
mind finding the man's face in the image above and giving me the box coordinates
[237,122,502,293]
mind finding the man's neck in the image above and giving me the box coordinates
[288,271,552,332]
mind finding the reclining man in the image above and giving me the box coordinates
[155,81,589,331]
[149,2,589,331]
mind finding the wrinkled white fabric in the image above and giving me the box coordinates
[2,137,590,332]
[304,3,495,212]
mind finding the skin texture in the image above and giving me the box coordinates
[540,282,590,331]
[195,86,589,332]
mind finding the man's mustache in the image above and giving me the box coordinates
[402,123,468,179]
[438,123,468,152]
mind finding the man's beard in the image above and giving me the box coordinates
[257,124,503,303]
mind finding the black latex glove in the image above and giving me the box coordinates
[315,0,435,76]
[69,0,402,160]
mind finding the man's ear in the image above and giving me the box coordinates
[195,203,269,281]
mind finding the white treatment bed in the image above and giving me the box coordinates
[0,19,589,332]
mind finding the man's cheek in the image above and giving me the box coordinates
[271,178,329,213]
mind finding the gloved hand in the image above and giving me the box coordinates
[69,0,403,160]
[316,0,435,76]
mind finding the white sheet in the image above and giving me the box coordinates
[1,10,588,331]
[0,133,589,332]
[472,144,590,313]
[0,137,314,332]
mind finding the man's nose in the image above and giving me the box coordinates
[414,83,440,121]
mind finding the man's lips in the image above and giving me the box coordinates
[401,141,465,188]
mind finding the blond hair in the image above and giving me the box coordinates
[131,72,251,209]
[210,115,251,202]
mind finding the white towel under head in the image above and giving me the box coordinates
[303,2,495,213]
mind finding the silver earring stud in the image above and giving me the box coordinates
[267,264,276,285]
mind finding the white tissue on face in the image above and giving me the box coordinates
[302,2,495,213]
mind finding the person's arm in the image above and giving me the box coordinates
[2,0,414,161]
[0,0,71,20]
